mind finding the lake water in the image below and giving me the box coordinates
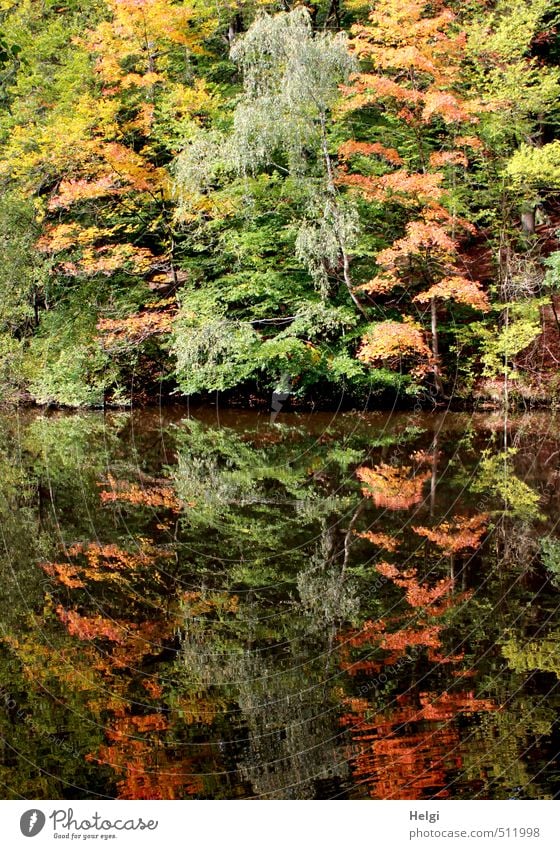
[0,407,558,799]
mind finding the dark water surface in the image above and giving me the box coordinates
[0,407,559,799]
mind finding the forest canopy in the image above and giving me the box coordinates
[0,0,559,408]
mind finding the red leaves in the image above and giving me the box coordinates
[377,220,457,267]
[97,300,177,348]
[429,150,468,169]
[422,90,474,124]
[48,175,121,210]
[99,474,182,511]
[338,140,403,165]
[414,276,489,312]
[37,221,163,278]
[337,0,487,380]
[56,606,125,643]
[339,170,444,206]
[413,513,489,555]
[357,322,433,377]
[344,0,478,124]
[359,222,488,314]
[357,463,431,510]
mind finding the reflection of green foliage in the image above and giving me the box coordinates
[467,700,556,799]
[0,409,558,799]
[23,413,126,478]
[502,632,560,680]
[541,537,560,589]
[171,418,362,586]
[20,412,131,541]
[472,448,543,520]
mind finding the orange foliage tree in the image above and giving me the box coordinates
[24,0,218,361]
[339,0,489,394]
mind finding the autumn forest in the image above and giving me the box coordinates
[1,0,560,407]
[0,0,559,806]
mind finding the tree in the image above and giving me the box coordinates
[170,8,374,398]
[0,0,217,405]
[338,0,490,395]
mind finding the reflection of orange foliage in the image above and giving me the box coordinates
[42,539,174,592]
[338,543,472,673]
[413,513,488,555]
[142,678,164,698]
[376,562,454,610]
[56,606,125,643]
[339,658,383,675]
[172,694,226,726]
[343,618,386,649]
[100,473,182,511]
[428,647,465,664]
[357,463,431,509]
[42,456,217,799]
[183,591,239,616]
[56,602,175,674]
[380,625,442,651]
[97,620,174,673]
[356,531,399,551]
[410,449,436,465]
[92,719,204,799]
[106,714,168,740]
[68,541,157,569]
[341,690,496,799]
[41,562,86,588]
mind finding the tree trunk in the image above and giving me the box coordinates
[430,432,438,517]
[521,208,535,234]
[325,0,342,28]
[431,297,445,396]
[226,13,243,45]
[319,116,367,317]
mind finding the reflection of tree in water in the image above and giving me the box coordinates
[342,691,497,799]
[177,519,359,800]
[0,411,559,799]
[340,430,559,800]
